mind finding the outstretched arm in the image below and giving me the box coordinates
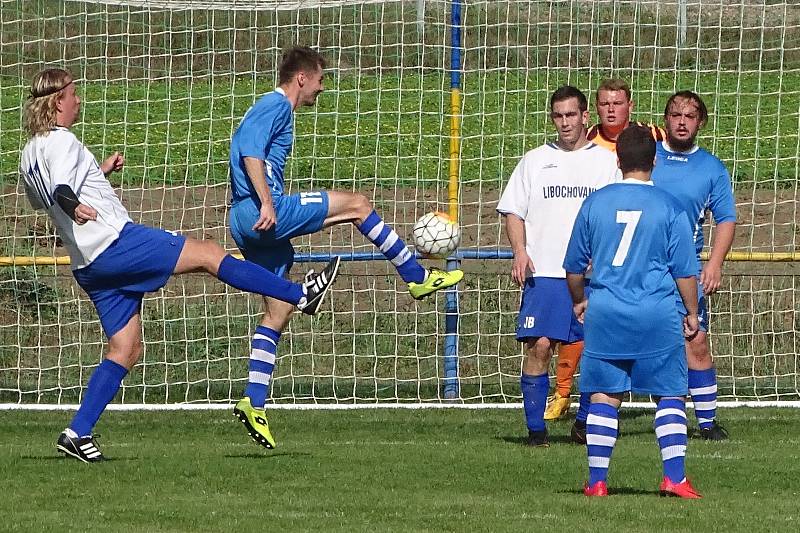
[100,152,125,175]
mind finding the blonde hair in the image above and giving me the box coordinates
[23,68,73,137]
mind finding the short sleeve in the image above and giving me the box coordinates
[237,100,292,160]
[707,160,736,224]
[496,153,531,220]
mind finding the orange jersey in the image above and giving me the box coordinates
[586,122,665,152]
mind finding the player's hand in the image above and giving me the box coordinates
[253,202,276,232]
[74,203,97,225]
[511,253,535,287]
[683,313,700,339]
[100,152,125,175]
[700,263,723,295]
[573,299,588,324]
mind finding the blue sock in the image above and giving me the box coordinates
[521,372,549,432]
[587,402,618,485]
[217,255,304,304]
[69,359,128,436]
[655,398,687,483]
[575,391,591,423]
[358,210,426,284]
[688,368,717,429]
[244,326,280,408]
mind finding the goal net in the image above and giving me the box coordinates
[1,0,798,406]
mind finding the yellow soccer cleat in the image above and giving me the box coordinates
[408,268,464,300]
[233,397,277,450]
[544,391,572,421]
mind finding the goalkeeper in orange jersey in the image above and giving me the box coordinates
[545,79,666,441]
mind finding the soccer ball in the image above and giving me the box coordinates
[412,212,461,259]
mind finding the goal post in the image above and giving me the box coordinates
[1,0,799,407]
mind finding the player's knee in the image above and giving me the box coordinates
[352,193,373,222]
[194,239,226,272]
[109,340,143,369]
[529,337,553,360]
[687,334,712,364]
[129,341,144,365]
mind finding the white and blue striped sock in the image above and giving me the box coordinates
[689,368,717,429]
[655,397,687,483]
[358,210,426,284]
[244,326,280,408]
[586,402,619,485]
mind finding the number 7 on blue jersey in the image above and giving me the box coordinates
[612,210,642,266]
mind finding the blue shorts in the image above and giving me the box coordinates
[229,191,329,276]
[516,277,584,343]
[73,223,186,338]
[579,347,689,397]
[676,280,709,332]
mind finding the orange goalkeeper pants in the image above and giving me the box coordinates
[556,341,583,397]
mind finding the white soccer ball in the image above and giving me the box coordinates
[412,212,461,259]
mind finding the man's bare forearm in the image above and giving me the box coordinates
[707,221,735,268]
[243,156,273,207]
[675,276,699,316]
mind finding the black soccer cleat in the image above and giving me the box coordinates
[525,429,549,448]
[56,428,105,463]
[570,420,587,445]
[297,256,341,315]
[694,420,729,441]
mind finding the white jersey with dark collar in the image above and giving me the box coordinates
[20,127,132,270]
[497,142,621,278]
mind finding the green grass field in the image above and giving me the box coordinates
[2,68,798,189]
[3,407,800,532]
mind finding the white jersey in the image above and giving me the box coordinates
[20,127,132,270]
[497,142,621,278]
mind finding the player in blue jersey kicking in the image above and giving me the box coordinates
[652,91,737,440]
[19,68,340,463]
[228,46,464,449]
[564,124,702,498]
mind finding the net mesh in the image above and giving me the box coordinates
[1,0,798,405]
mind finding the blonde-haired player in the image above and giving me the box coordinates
[20,68,340,462]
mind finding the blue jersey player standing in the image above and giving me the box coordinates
[228,46,464,449]
[652,91,737,440]
[19,69,339,463]
[564,125,702,498]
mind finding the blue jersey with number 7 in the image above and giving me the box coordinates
[563,181,699,359]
